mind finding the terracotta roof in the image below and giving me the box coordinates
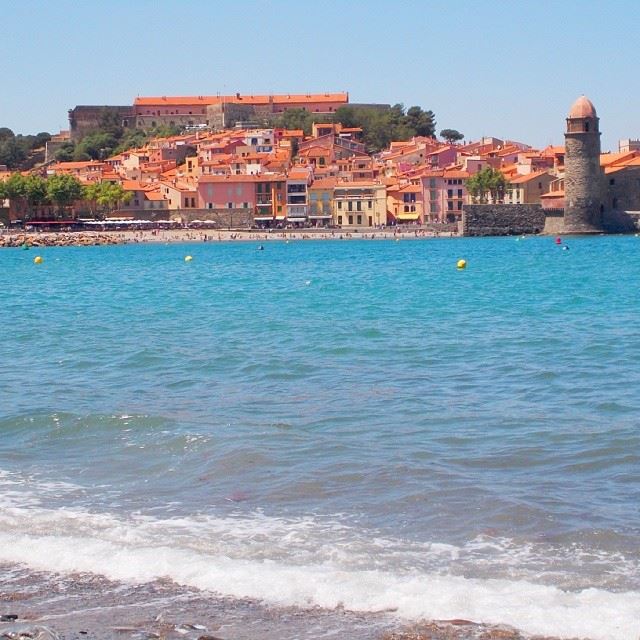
[310,177,338,189]
[144,190,166,201]
[509,170,550,184]
[540,189,564,198]
[568,96,596,118]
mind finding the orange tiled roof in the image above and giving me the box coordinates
[509,170,550,184]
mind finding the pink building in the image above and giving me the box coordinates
[420,169,469,222]
[197,175,258,211]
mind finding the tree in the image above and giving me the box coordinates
[24,175,49,210]
[2,173,27,216]
[55,142,76,162]
[98,108,124,139]
[466,167,507,204]
[405,106,436,137]
[0,138,27,168]
[74,131,118,160]
[440,129,464,144]
[84,181,132,216]
[46,174,84,214]
[276,108,316,135]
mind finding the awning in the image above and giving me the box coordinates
[308,215,332,219]
[274,216,286,220]
[254,216,274,221]
[287,217,308,221]
[396,212,421,221]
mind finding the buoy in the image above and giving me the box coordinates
[555,237,562,244]
[34,256,43,264]
[184,255,193,262]
[457,259,467,270]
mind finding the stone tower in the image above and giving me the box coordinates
[564,96,604,232]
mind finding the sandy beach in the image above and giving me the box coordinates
[0,227,457,248]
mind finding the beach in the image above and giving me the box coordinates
[0,227,457,248]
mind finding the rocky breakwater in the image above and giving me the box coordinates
[0,233,121,248]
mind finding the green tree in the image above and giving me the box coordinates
[466,167,506,204]
[0,138,27,168]
[3,173,27,216]
[55,141,76,162]
[74,131,118,160]
[276,108,316,135]
[439,129,464,144]
[98,108,125,139]
[84,181,132,216]
[46,174,84,214]
[24,175,49,210]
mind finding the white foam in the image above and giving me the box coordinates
[0,504,638,640]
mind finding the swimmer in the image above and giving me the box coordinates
[562,245,570,251]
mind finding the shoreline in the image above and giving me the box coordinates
[0,564,574,640]
[0,228,457,248]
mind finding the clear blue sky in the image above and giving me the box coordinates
[2,0,637,151]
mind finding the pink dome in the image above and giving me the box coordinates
[568,96,597,118]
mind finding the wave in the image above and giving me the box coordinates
[0,488,638,640]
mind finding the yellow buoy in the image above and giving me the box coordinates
[34,256,43,264]
[184,255,193,262]
[457,259,467,270]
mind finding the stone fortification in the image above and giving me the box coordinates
[461,204,545,236]
[563,96,605,233]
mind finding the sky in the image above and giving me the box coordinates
[2,0,637,151]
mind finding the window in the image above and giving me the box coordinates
[457,201,463,210]
[368,216,373,226]
[610,178,615,185]
[368,200,372,209]
[228,202,233,209]
[348,201,353,211]
[457,189,463,198]
[404,205,409,213]
[243,202,248,209]
[337,201,342,209]
[356,201,362,211]
[338,215,343,225]
[357,215,362,224]
[429,178,436,188]
[348,215,353,224]
[447,201,454,211]
[208,203,213,209]
[447,189,453,198]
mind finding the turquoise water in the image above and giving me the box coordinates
[0,237,639,639]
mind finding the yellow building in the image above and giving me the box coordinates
[506,170,556,204]
[333,181,387,227]
[308,177,336,226]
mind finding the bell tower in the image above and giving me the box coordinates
[564,96,604,233]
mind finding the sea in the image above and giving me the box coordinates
[0,236,639,640]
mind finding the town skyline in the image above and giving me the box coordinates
[2,0,638,151]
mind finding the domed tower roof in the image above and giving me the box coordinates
[568,96,597,118]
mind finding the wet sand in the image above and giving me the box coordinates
[0,564,579,640]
